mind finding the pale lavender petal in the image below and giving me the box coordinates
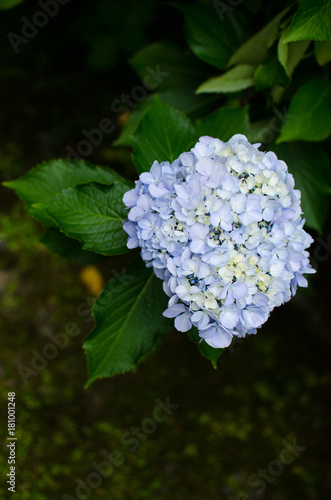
[204,328,233,348]
[140,172,154,184]
[175,313,192,332]
[231,281,248,299]
[190,223,209,240]
[149,183,168,198]
[163,304,186,318]
[196,157,214,176]
[190,239,207,253]
[220,306,239,330]
[123,189,139,208]
[210,212,220,227]
[128,206,145,221]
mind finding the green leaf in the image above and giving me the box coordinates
[113,96,154,147]
[3,159,123,226]
[248,118,276,143]
[114,91,216,147]
[129,41,210,91]
[188,327,222,368]
[270,85,286,104]
[0,0,24,10]
[40,229,104,265]
[43,182,132,256]
[315,40,331,65]
[284,0,331,42]
[254,56,290,91]
[196,64,255,94]
[195,107,250,140]
[277,78,331,142]
[131,96,196,174]
[278,29,311,77]
[157,89,217,122]
[271,142,331,232]
[228,8,290,66]
[175,2,241,70]
[83,258,171,385]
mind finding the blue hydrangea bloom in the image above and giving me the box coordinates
[123,135,315,349]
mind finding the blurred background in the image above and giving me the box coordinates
[0,0,331,498]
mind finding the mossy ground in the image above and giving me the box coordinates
[1,177,331,500]
[1,8,331,497]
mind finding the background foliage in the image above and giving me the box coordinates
[0,0,331,498]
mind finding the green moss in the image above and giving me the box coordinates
[0,210,329,500]
[0,14,330,497]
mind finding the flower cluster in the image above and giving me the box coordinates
[123,135,315,348]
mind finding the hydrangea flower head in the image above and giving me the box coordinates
[123,135,315,349]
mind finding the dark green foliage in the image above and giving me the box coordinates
[3,0,331,384]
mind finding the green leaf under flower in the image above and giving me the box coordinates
[188,327,222,369]
[83,258,172,385]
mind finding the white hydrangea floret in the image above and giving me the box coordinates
[123,135,315,349]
